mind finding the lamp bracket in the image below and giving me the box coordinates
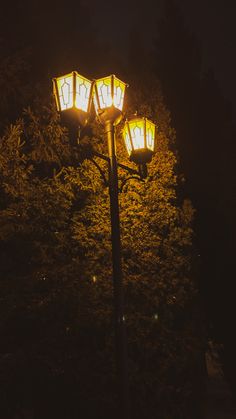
[119,175,145,193]
[116,161,139,176]
[86,150,147,192]
[88,158,109,187]
[93,151,140,177]
[93,150,110,162]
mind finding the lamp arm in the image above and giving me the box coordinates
[88,157,109,187]
[93,152,139,176]
[119,175,145,193]
[92,150,110,162]
[85,148,147,191]
[116,162,140,176]
[92,150,141,177]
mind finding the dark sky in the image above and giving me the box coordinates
[1,0,235,112]
[177,0,236,112]
[84,0,236,114]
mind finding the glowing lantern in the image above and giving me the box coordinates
[123,117,156,164]
[93,75,127,124]
[52,71,93,125]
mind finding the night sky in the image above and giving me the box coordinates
[85,0,236,113]
[2,0,236,112]
[178,0,236,113]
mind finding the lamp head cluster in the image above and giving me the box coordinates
[53,71,156,166]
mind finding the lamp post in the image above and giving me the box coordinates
[53,71,156,419]
[93,74,129,418]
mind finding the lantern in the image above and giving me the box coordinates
[52,71,93,125]
[123,117,156,164]
[93,75,127,124]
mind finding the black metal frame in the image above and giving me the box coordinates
[88,150,146,192]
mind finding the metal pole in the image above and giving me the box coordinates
[105,120,129,419]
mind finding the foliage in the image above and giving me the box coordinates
[0,75,205,418]
[78,78,205,418]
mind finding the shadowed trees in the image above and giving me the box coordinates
[152,0,236,399]
[0,74,205,417]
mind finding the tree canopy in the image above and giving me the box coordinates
[152,2,236,396]
[0,45,206,418]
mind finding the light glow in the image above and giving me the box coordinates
[129,120,145,150]
[95,76,113,109]
[146,120,155,151]
[113,77,125,110]
[53,71,92,113]
[94,75,126,111]
[124,129,133,156]
[75,73,93,112]
[123,117,156,161]
[55,73,74,111]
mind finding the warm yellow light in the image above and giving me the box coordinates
[113,76,126,110]
[54,73,74,111]
[146,119,155,152]
[124,128,133,156]
[95,76,112,109]
[123,117,156,164]
[94,75,126,112]
[128,119,145,151]
[53,71,93,113]
[75,73,93,112]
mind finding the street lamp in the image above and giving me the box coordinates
[123,117,156,178]
[123,117,155,163]
[93,74,126,125]
[52,71,93,126]
[53,70,156,419]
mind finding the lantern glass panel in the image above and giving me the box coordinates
[55,73,74,111]
[75,73,92,112]
[93,91,99,114]
[129,120,145,150]
[96,76,112,109]
[113,77,126,111]
[146,120,155,151]
[123,125,132,155]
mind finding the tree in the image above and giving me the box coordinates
[0,71,205,418]
[152,2,236,398]
[77,76,205,418]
